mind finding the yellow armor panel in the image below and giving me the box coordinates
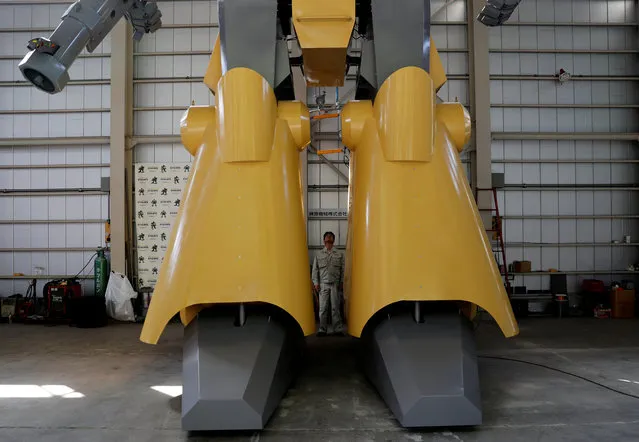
[292,0,355,86]
[140,68,315,344]
[343,67,518,338]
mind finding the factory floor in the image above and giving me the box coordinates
[1,317,639,442]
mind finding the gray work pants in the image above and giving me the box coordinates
[318,283,343,333]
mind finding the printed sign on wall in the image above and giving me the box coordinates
[308,209,348,219]
[135,162,191,288]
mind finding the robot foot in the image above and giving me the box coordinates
[360,308,482,427]
[182,306,304,431]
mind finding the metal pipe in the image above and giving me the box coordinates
[491,104,639,109]
[0,247,97,252]
[155,23,219,29]
[512,270,637,275]
[0,136,109,146]
[492,159,639,164]
[491,49,639,54]
[0,108,109,115]
[447,75,469,80]
[129,135,181,146]
[502,22,638,27]
[413,301,422,323]
[134,75,468,85]
[0,219,107,224]
[134,51,212,57]
[309,158,471,165]
[500,186,639,191]
[238,303,246,327]
[1,187,104,193]
[0,163,109,170]
[134,106,188,112]
[0,191,106,197]
[491,75,639,81]
[133,77,204,84]
[308,188,349,193]
[1,80,109,87]
[0,274,95,280]
[0,23,220,33]
[437,48,468,53]
[308,159,349,164]
[492,132,639,141]
[502,215,639,220]
[0,53,108,60]
[505,242,639,247]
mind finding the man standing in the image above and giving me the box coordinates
[312,231,345,336]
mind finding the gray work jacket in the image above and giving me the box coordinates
[312,247,345,285]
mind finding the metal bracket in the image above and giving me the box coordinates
[307,144,349,182]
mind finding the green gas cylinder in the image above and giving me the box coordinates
[94,248,109,296]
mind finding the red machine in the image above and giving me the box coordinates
[43,279,82,320]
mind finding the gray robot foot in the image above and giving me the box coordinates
[360,307,482,427]
[182,305,304,431]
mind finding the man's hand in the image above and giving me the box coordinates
[314,284,320,292]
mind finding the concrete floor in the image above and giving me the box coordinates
[2,318,639,441]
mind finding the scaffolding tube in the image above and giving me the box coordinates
[0,137,109,146]
[502,215,639,220]
[0,163,109,170]
[492,132,639,141]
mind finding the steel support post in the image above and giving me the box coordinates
[292,66,308,226]
[468,0,492,228]
[110,21,133,274]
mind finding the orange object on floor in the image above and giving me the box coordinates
[611,289,635,319]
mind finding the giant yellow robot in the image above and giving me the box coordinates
[20,0,518,431]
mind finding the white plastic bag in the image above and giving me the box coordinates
[105,271,137,322]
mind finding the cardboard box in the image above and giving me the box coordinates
[611,289,635,319]
[1,298,16,318]
[491,216,502,240]
[513,260,532,273]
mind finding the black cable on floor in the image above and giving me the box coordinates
[478,355,639,400]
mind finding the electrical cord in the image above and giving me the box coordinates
[479,355,639,400]
[73,252,98,279]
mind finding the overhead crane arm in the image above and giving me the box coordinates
[477,0,523,26]
[18,0,161,94]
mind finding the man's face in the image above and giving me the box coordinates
[324,235,335,250]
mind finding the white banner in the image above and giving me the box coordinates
[308,209,348,219]
[135,162,191,288]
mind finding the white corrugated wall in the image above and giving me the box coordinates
[489,0,639,293]
[0,2,110,295]
[133,1,216,164]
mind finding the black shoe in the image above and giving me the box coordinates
[333,331,346,337]
[316,331,327,337]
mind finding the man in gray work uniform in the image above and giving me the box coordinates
[312,231,345,336]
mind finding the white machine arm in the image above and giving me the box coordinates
[477,0,522,26]
[18,0,162,94]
